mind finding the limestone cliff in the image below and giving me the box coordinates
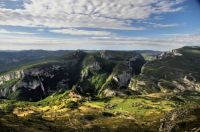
[0,70,24,85]
[129,47,200,94]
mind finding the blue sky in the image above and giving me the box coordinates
[0,0,200,51]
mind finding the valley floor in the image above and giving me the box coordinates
[0,91,200,132]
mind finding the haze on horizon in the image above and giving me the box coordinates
[0,0,200,51]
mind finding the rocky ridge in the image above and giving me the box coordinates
[0,50,146,101]
[0,47,199,101]
[129,47,200,94]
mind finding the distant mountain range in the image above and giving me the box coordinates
[0,50,161,73]
[0,50,68,73]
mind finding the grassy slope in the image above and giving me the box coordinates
[1,90,200,131]
[143,47,200,81]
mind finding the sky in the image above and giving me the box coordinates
[0,0,200,51]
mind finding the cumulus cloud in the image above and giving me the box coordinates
[0,0,192,51]
[0,0,185,29]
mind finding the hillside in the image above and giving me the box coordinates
[0,47,200,131]
[0,50,68,72]
[129,46,200,94]
[0,50,146,101]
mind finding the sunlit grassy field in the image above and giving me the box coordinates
[1,90,199,131]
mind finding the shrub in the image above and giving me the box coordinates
[66,101,79,109]
[4,104,15,113]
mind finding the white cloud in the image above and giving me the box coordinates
[0,29,36,35]
[37,29,44,32]
[0,33,199,51]
[0,0,185,30]
[49,28,114,36]
[143,22,180,28]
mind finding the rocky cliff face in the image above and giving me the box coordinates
[183,74,200,92]
[81,61,101,79]
[0,63,77,101]
[0,70,24,85]
[113,71,132,88]
[1,47,199,101]
[159,106,200,132]
[157,50,182,60]
[0,70,25,98]
[0,51,146,101]
[129,47,200,94]
[15,64,70,100]
[71,52,146,97]
[0,51,85,101]
[100,55,146,97]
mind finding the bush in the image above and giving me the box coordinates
[66,101,79,109]
[102,111,114,117]
[4,104,15,113]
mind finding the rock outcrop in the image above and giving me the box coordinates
[159,106,200,132]
[0,70,24,85]
[2,47,199,101]
[157,50,182,60]
[100,55,146,97]
[183,74,200,92]
[113,71,132,88]
[129,47,200,94]
[81,61,101,79]
[0,51,85,101]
